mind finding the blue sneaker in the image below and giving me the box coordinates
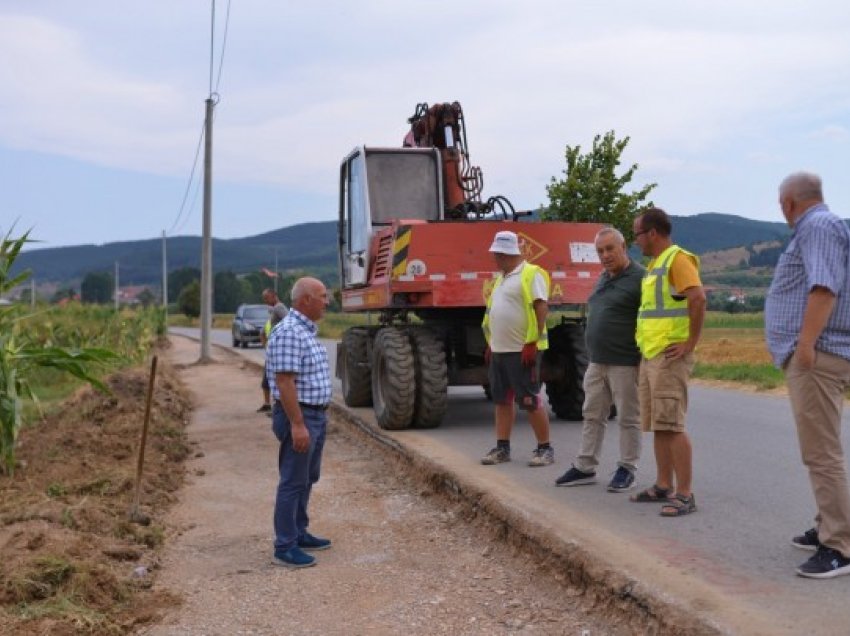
[273,546,316,569]
[298,532,332,551]
[607,466,635,492]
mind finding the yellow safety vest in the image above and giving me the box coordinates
[636,245,699,359]
[482,263,550,351]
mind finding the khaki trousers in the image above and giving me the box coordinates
[575,363,642,473]
[786,350,850,557]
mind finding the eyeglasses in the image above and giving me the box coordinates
[634,229,650,238]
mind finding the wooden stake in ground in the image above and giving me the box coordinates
[129,355,157,525]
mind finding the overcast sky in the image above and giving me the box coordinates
[2,1,849,249]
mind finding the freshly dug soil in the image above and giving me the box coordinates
[0,351,191,634]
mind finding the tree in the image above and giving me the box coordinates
[136,287,157,308]
[51,287,77,304]
[81,271,114,304]
[178,280,201,318]
[542,131,656,241]
[213,271,244,313]
[168,267,201,301]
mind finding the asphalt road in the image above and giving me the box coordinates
[172,327,850,634]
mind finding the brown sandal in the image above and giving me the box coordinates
[630,484,673,503]
[660,493,697,517]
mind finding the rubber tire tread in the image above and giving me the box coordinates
[341,327,373,407]
[409,328,448,428]
[544,322,589,421]
[371,327,415,430]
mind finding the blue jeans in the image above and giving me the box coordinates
[271,402,327,551]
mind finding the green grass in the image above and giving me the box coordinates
[318,312,374,339]
[704,311,764,329]
[692,362,783,390]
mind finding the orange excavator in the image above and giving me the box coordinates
[336,101,604,429]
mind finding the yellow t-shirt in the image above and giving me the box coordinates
[667,252,702,296]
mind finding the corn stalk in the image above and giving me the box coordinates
[0,229,118,474]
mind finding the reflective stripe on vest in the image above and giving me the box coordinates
[481,263,550,351]
[635,245,698,359]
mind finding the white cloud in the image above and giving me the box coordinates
[808,125,850,142]
[2,1,850,244]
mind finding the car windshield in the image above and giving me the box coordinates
[244,307,269,320]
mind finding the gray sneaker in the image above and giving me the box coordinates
[528,446,554,467]
[481,446,511,465]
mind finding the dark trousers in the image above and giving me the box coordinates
[271,402,327,551]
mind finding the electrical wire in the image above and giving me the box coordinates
[168,121,206,235]
[214,0,232,93]
[167,0,231,237]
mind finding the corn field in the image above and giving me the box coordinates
[1,229,163,474]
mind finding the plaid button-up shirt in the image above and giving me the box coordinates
[265,309,332,406]
[765,203,850,367]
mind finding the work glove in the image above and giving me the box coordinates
[484,345,491,365]
[521,342,538,367]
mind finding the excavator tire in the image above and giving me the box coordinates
[341,327,373,407]
[371,327,415,430]
[409,327,448,428]
[544,321,588,421]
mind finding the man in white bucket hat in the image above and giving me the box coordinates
[481,230,554,467]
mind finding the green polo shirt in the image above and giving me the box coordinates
[584,260,644,366]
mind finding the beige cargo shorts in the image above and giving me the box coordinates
[638,351,695,433]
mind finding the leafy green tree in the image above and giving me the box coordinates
[51,287,77,304]
[136,287,157,308]
[81,271,114,303]
[241,271,267,302]
[214,271,244,313]
[542,131,656,241]
[168,266,201,301]
[178,280,201,318]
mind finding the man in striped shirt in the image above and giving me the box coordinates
[766,171,850,579]
[266,276,333,569]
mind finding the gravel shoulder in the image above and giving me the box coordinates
[141,336,622,635]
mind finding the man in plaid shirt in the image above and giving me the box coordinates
[266,276,332,569]
[766,172,850,579]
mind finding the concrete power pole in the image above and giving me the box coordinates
[114,261,120,311]
[30,278,35,309]
[199,96,215,362]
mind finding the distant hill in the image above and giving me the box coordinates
[12,212,835,289]
[666,213,790,253]
[14,222,338,286]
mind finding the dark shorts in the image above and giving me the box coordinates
[488,351,543,411]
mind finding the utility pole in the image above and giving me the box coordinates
[199,96,215,362]
[161,230,168,310]
[30,278,35,309]
[114,261,120,312]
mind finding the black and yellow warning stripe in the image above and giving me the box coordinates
[391,226,412,277]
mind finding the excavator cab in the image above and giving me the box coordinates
[338,146,444,289]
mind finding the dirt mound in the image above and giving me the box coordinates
[0,355,192,634]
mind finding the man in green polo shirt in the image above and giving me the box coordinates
[555,227,644,491]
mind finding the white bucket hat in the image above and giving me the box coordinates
[488,230,521,255]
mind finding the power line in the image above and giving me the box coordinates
[215,0,232,94]
[168,120,206,235]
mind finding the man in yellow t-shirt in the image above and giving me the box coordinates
[629,207,706,517]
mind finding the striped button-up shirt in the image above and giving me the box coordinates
[765,203,850,367]
[265,309,332,406]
